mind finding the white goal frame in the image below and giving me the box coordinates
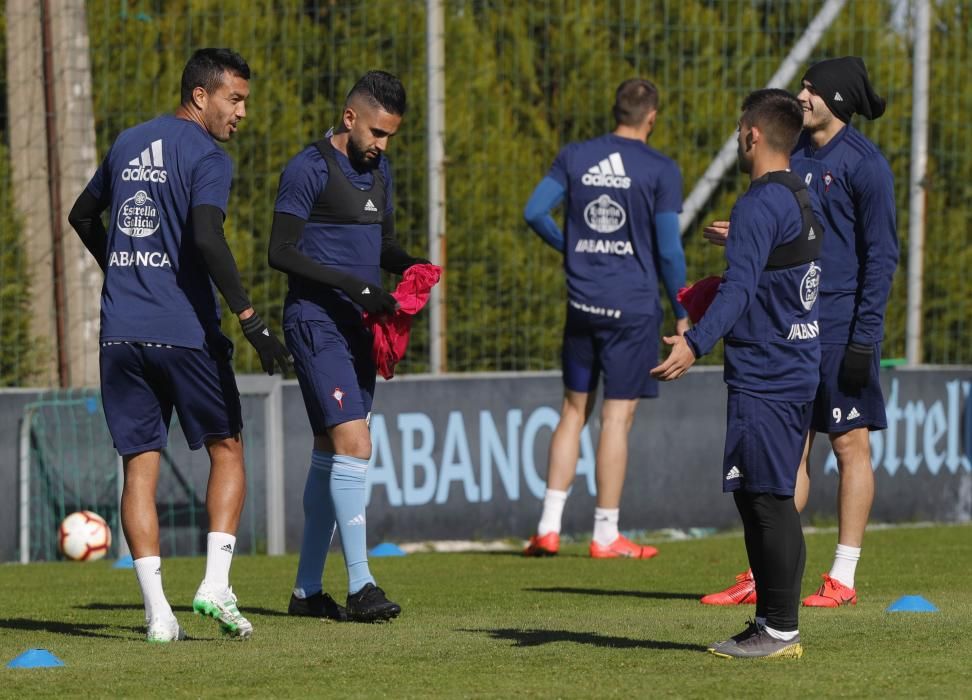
[18,375,286,563]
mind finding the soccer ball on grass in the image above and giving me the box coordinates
[58,510,112,561]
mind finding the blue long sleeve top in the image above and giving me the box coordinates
[685,176,822,401]
[792,125,898,346]
[524,146,688,320]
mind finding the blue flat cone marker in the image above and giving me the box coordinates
[7,649,65,669]
[113,554,134,569]
[887,595,938,612]
[369,542,406,557]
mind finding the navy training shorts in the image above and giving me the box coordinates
[811,343,887,433]
[99,336,242,456]
[722,391,813,496]
[285,318,376,433]
[561,303,660,400]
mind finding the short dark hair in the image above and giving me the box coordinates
[346,70,407,116]
[612,78,659,126]
[740,88,803,153]
[180,48,250,105]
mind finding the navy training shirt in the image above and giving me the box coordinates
[792,124,898,346]
[85,115,233,349]
[547,133,682,320]
[686,177,822,401]
[274,133,393,323]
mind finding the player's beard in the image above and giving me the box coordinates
[347,134,381,172]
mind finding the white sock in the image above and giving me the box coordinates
[203,532,236,589]
[537,489,568,536]
[829,544,861,589]
[764,625,799,642]
[592,507,620,546]
[134,556,172,622]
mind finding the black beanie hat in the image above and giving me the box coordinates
[802,56,886,123]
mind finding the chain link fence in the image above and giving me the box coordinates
[1,0,969,387]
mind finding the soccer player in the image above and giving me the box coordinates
[522,78,688,559]
[653,88,822,658]
[268,71,426,622]
[700,57,897,608]
[67,48,290,642]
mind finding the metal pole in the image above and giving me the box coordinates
[40,0,70,386]
[265,377,286,555]
[19,409,34,564]
[426,0,446,373]
[679,0,848,234]
[906,0,931,365]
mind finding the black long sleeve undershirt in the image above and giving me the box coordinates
[379,216,424,274]
[268,211,425,286]
[267,211,361,291]
[68,193,252,314]
[190,204,251,314]
[68,189,108,271]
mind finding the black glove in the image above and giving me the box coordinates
[342,279,398,315]
[408,257,432,267]
[240,312,291,375]
[839,342,873,392]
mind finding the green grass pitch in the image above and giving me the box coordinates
[1,524,970,698]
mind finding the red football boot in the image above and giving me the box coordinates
[802,574,857,607]
[523,532,560,557]
[700,569,757,606]
[589,535,658,559]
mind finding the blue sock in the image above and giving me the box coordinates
[331,454,375,595]
[293,450,336,598]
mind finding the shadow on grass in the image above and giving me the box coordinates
[0,617,129,640]
[525,586,702,601]
[461,627,707,651]
[0,617,241,642]
[76,602,290,617]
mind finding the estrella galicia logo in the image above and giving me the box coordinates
[116,190,160,238]
[800,263,821,311]
[583,194,626,234]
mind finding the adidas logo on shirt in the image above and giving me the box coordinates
[847,407,861,420]
[725,465,742,480]
[833,91,844,101]
[122,139,168,183]
[581,152,631,189]
[364,199,378,212]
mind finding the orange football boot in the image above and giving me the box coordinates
[589,534,658,559]
[523,532,560,557]
[802,574,857,607]
[700,568,757,605]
